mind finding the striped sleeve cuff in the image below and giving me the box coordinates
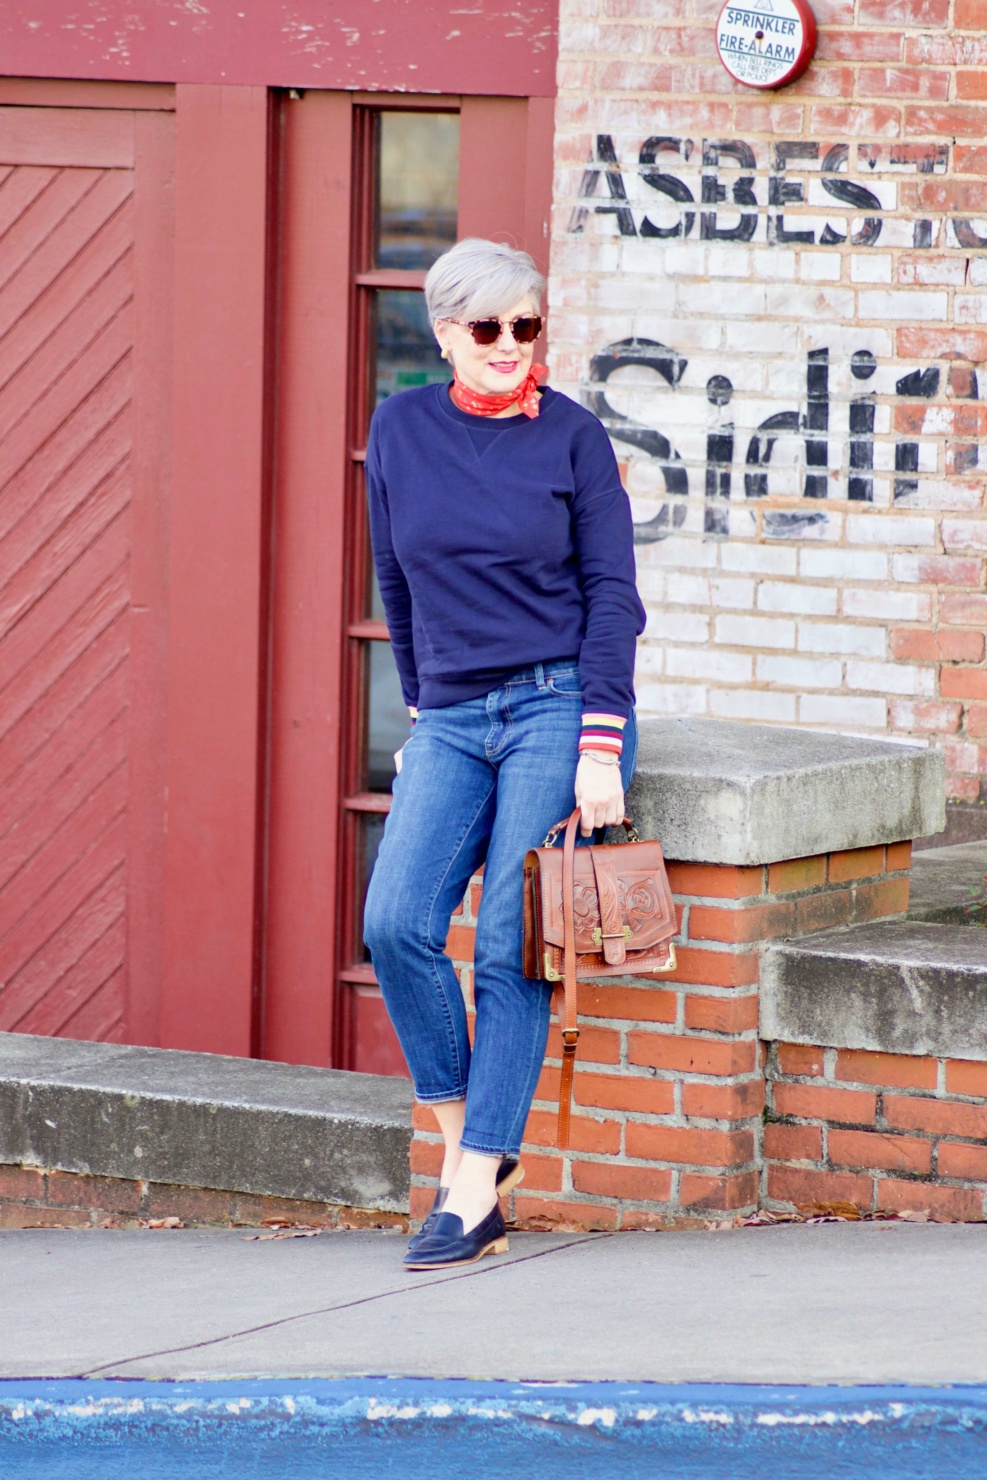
[578,713,626,756]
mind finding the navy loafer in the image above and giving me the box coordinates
[407,1185,449,1253]
[409,1161,521,1252]
[496,1157,524,1196]
[407,1161,521,1256]
[404,1204,508,1270]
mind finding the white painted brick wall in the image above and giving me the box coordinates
[636,682,708,716]
[797,623,887,658]
[720,545,798,576]
[666,648,754,683]
[714,615,796,650]
[756,654,844,689]
[851,255,894,284]
[799,695,889,729]
[710,577,756,610]
[554,1,987,791]
[798,550,889,581]
[943,519,987,552]
[710,689,798,722]
[645,610,710,643]
[856,290,949,321]
[757,582,838,616]
[846,515,938,549]
[845,660,936,697]
[842,589,934,622]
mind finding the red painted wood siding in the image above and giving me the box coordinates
[0,1,557,98]
[0,150,135,1042]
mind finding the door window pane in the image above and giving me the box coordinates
[376,112,459,269]
[369,556,386,622]
[366,639,410,792]
[358,812,388,961]
[373,289,450,407]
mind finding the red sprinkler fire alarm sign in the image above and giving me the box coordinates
[715,0,817,88]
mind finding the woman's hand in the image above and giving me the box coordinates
[395,706,418,775]
[575,751,624,837]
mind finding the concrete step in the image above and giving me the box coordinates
[910,839,987,925]
[762,918,987,1061]
[0,1033,413,1212]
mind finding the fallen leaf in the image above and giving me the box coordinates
[808,1201,861,1220]
[896,1209,931,1223]
[243,1226,322,1241]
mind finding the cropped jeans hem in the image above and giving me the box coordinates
[458,1139,507,1158]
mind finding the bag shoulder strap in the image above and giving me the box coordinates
[556,808,582,1149]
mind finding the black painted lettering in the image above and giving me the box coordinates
[704,376,735,537]
[820,144,882,247]
[701,140,757,243]
[639,137,696,240]
[804,348,829,499]
[953,219,987,249]
[568,135,638,237]
[745,351,830,530]
[848,350,877,502]
[948,365,980,473]
[769,141,817,246]
[893,366,940,500]
[585,338,689,541]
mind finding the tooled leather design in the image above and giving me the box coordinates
[560,874,671,946]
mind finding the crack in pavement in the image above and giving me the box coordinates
[77,1232,610,1378]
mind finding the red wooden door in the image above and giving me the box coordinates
[0,100,172,1043]
[262,92,554,1075]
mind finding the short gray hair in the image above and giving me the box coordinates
[424,238,545,327]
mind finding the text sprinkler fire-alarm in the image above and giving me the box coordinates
[716,0,817,89]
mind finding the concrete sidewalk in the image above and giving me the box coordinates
[2,1221,986,1386]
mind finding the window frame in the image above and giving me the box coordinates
[334,99,460,1072]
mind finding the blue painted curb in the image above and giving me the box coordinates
[1,1378,986,1478]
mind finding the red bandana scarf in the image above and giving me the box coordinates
[450,363,548,419]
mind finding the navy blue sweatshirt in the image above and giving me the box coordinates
[365,383,646,727]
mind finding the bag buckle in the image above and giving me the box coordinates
[561,1028,579,1050]
[592,925,632,948]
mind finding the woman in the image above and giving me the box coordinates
[363,238,645,1270]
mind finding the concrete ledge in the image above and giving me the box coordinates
[909,840,987,925]
[761,921,987,1061]
[628,718,944,866]
[0,1034,413,1213]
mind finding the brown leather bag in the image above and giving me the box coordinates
[522,810,678,1147]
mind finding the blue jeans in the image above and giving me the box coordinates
[363,659,638,1158]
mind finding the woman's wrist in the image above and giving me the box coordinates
[580,750,620,767]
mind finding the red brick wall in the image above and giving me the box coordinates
[0,1164,409,1231]
[765,1043,987,1220]
[410,842,914,1229]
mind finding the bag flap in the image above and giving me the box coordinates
[534,841,676,955]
